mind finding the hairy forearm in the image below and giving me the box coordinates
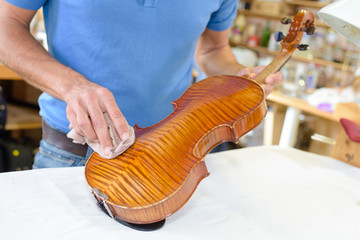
[0,16,88,101]
[196,43,245,77]
[195,27,246,77]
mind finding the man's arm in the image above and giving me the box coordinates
[0,0,129,155]
[195,27,283,95]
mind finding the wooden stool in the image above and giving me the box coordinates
[331,118,360,167]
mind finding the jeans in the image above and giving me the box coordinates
[33,139,94,169]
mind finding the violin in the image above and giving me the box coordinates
[85,10,315,226]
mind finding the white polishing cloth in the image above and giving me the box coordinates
[67,113,135,159]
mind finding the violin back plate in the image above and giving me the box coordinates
[85,75,267,224]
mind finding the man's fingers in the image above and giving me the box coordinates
[66,106,86,136]
[65,84,130,156]
[236,66,284,96]
[249,73,257,79]
[265,71,284,85]
[261,84,274,97]
[236,68,253,76]
[106,106,129,141]
[87,97,113,152]
[77,109,97,141]
[100,89,130,141]
[252,66,265,74]
[108,108,129,141]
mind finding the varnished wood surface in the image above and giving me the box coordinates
[85,75,267,223]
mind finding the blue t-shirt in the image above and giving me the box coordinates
[6,0,238,132]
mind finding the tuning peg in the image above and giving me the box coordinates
[274,31,285,42]
[295,44,309,51]
[302,26,316,35]
[281,17,293,25]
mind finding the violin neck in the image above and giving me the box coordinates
[253,50,292,85]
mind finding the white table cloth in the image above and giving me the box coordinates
[1,146,360,240]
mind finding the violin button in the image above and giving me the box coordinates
[274,31,285,42]
[306,26,316,35]
[281,17,293,24]
[295,44,309,51]
[301,26,316,35]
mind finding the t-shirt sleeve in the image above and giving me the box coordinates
[207,0,238,31]
[5,0,47,10]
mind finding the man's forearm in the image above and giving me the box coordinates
[195,27,246,77]
[196,43,245,77]
[0,4,88,101]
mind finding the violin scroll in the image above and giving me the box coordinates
[279,10,315,53]
[253,10,315,84]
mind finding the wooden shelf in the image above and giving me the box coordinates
[0,66,41,130]
[242,0,329,9]
[266,91,338,122]
[285,0,329,9]
[0,65,41,131]
[238,10,330,28]
[0,64,22,80]
[232,43,348,71]
[5,104,42,130]
[267,90,360,128]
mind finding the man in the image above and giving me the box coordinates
[0,0,283,168]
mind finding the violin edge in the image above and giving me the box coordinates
[88,159,210,224]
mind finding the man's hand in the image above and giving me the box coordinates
[64,82,130,155]
[0,0,131,155]
[237,66,284,96]
[195,27,284,97]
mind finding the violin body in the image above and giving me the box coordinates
[85,75,267,224]
[85,10,315,225]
